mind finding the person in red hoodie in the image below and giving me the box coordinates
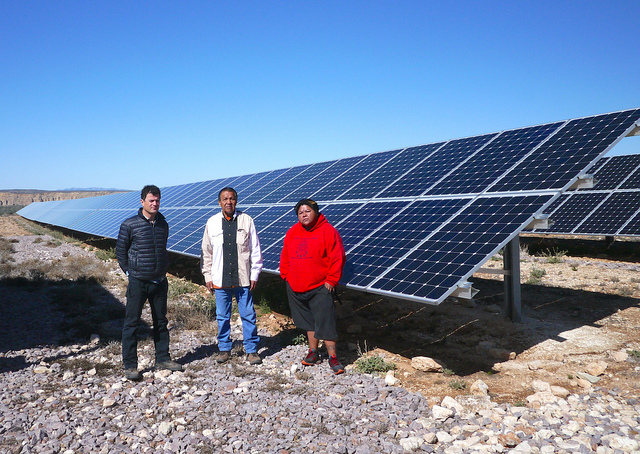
[280,198,346,375]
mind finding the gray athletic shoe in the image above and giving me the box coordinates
[216,351,231,364]
[247,353,262,365]
[155,360,183,371]
[125,368,142,381]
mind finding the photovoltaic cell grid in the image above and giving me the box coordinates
[18,108,640,304]
[532,152,640,236]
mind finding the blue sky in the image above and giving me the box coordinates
[2,1,639,191]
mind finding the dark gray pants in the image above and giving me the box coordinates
[286,282,338,341]
[122,276,170,369]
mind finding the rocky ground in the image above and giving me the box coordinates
[1,215,639,453]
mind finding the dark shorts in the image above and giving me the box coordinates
[286,282,338,341]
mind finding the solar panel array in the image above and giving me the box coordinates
[531,152,640,236]
[18,108,640,304]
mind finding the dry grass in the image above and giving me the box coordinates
[0,253,112,283]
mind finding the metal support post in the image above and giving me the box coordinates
[502,236,522,322]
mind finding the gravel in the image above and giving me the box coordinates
[1,235,639,453]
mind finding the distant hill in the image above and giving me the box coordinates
[0,190,126,207]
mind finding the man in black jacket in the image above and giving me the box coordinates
[116,185,183,381]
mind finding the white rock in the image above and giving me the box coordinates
[411,356,444,372]
[155,369,172,378]
[414,417,431,429]
[158,421,173,435]
[385,370,398,385]
[526,391,558,405]
[135,428,149,438]
[435,430,453,443]
[399,436,423,451]
[550,385,570,398]
[585,360,607,376]
[33,366,49,374]
[531,379,551,393]
[441,396,463,413]
[469,379,489,396]
[431,405,454,421]
[612,350,629,362]
[514,440,533,453]
[102,398,116,408]
[423,432,438,444]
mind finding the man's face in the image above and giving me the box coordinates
[219,190,237,218]
[141,193,160,219]
[297,204,318,228]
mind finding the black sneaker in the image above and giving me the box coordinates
[155,360,183,371]
[125,368,142,381]
[301,348,320,366]
[216,351,231,364]
[328,355,344,375]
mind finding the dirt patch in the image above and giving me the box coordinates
[0,216,32,236]
[3,215,640,404]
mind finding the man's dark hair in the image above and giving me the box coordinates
[218,187,238,201]
[141,185,161,200]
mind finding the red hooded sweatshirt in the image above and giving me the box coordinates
[279,213,345,293]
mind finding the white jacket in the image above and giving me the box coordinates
[200,211,263,287]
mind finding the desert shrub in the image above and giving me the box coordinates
[252,277,289,315]
[526,267,546,285]
[290,333,308,346]
[168,297,217,333]
[354,355,395,374]
[540,247,567,264]
[168,277,201,299]
[448,379,467,390]
[0,206,25,216]
[1,255,111,284]
[95,247,116,261]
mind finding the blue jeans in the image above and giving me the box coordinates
[214,287,259,353]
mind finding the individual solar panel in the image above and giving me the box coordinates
[331,201,410,251]
[70,209,130,238]
[428,123,563,195]
[343,198,470,287]
[281,155,368,204]
[372,195,553,300]
[169,209,217,250]
[541,192,609,233]
[619,209,640,235]
[577,192,640,234]
[584,154,640,190]
[18,108,640,305]
[256,161,337,204]
[535,153,640,236]
[242,165,312,204]
[312,149,400,201]
[340,142,445,200]
[490,109,640,192]
[618,160,640,190]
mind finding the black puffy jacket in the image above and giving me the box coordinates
[116,208,170,281]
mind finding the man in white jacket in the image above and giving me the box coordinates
[201,187,263,365]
